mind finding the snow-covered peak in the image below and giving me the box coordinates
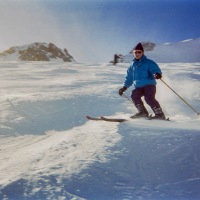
[124,38,200,63]
[0,42,75,62]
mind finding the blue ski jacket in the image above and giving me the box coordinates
[124,55,162,88]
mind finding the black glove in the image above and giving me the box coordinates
[118,86,127,96]
[154,73,162,79]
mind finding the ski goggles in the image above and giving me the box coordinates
[133,50,143,54]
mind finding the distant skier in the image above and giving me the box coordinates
[113,54,119,65]
[118,43,166,119]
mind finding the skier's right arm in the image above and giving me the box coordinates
[118,66,133,96]
[123,66,133,88]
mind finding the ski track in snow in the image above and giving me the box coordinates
[0,61,200,200]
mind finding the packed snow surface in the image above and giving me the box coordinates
[0,61,200,200]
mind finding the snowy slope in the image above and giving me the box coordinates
[0,61,200,200]
[124,38,200,63]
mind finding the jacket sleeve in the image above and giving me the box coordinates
[149,60,162,76]
[123,64,133,88]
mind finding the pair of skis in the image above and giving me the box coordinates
[85,115,127,122]
[85,115,170,123]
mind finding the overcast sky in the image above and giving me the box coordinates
[0,0,200,62]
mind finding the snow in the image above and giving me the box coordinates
[0,60,200,199]
[124,38,200,63]
[181,39,193,43]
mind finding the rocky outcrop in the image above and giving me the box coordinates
[0,42,75,62]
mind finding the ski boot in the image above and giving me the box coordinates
[130,104,149,119]
[151,107,166,120]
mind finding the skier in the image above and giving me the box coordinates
[113,54,119,65]
[118,43,166,119]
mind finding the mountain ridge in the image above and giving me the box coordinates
[0,42,75,62]
[124,38,200,63]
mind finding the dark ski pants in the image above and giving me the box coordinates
[131,85,161,109]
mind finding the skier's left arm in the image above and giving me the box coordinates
[149,61,162,79]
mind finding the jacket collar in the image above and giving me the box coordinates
[133,55,146,62]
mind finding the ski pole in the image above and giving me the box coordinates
[160,79,200,115]
[122,93,134,104]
